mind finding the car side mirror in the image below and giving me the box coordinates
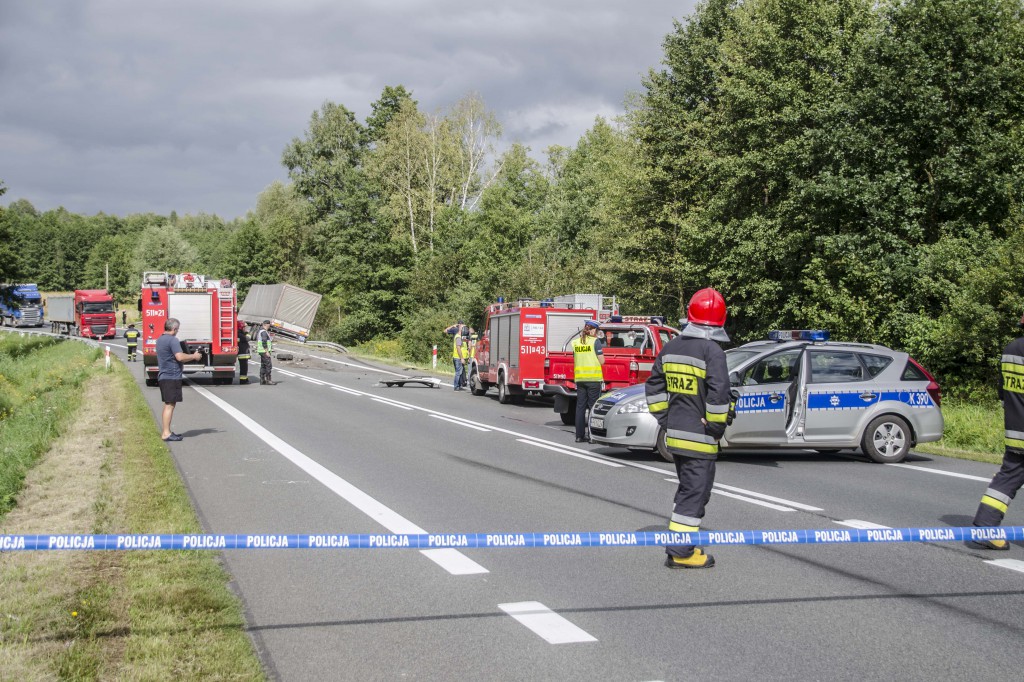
[729,371,741,387]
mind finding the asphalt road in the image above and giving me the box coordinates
[20,329,1024,680]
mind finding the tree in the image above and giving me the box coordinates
[132,225,199,276]
[253,181,310,283]
[83,234,136,302]
[0,183,17,284]
[447,92,503,210]
[365,85,417,145]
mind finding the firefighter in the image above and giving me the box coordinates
[970,312,1024,549]
[646,288,731,569]
[236,318,251,385]
[124,323,140,361]
[255,319,277,385]
[573,319,605,442]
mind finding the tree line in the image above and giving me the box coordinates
[1,0,1022,393]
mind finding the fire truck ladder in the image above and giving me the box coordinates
[217,292,235,349]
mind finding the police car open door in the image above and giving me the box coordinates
[727,349,803,444]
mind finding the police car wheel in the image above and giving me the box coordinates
[656,427,673,463]
[861,415,910,463]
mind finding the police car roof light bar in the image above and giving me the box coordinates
[768,329,831,342]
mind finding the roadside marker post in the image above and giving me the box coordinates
[432,344,437,369]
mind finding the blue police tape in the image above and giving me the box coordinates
[1,526,1020,551]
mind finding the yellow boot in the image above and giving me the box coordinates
[665,548,715,569]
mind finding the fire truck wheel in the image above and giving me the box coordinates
[560,408,576,426]
[470,371,488,396]
[656,427,674,463]
[497,375,512,404]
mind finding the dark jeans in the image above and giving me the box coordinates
[453,358,465,389]
[259,352,273,382]
[575,381,603,439]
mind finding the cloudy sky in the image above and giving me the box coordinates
[0,1,697,220]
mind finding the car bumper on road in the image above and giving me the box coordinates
[589,411,660,449]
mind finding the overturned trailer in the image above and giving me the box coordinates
[238,284,322,343]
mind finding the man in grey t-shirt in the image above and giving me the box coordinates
[156,318,201,442]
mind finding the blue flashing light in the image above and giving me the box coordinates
[768,329,831,342]
[608,315,623,323]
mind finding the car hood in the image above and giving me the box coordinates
[598,383,646,404]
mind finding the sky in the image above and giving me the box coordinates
[0,0,697,221]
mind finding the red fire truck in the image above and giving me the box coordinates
[139,272,239,386]
[468,296,609,404]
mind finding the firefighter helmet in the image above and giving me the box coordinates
[687,288,727,327]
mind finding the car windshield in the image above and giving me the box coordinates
[82,302,114,314]
[725,349,761,371]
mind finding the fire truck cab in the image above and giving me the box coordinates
[139,272,239,386]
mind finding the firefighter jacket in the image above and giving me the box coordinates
[573,335,603,383]
[124,329,140,345]
[645,327,731,459]
[1000,336,1024,452]
[255,328,273,354]
[237,324,250,358]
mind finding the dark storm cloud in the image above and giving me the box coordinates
[0,0,696,219]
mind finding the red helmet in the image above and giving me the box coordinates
[687,288,727,327]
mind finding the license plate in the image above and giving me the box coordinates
[590,417,604,429]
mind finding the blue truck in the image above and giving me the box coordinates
[0,283,45,327]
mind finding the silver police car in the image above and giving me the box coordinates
[588,330,944,463]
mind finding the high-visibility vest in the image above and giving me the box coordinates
[256,329,273,354]
[573,336,603,382]
[469,336,478,360]
[452,335,465,360]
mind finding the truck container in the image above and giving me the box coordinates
[45,290,117,339]
[139,272,238,386]
[0,283,44,327]
[238,283,322,342]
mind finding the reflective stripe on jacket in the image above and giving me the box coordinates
[573,336,603,383]
[124,330,140,344]
[645,329,730,460]
[1001,337,1024,451]
[256,329,273,354]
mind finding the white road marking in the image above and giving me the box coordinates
[372,397,413,410]
[187,382,488,575]
[420,549,488,575]
[837,519,891,530]
[301,377,325,385]
[710,488,796,511]
[331,386,362,396]
[712,483,823,511]
[430,414,491,432]
[498,602,597,644]
[886,463,991,483]
[518,439,624,467]
[985,559,1024,574]
[283,349,407,377]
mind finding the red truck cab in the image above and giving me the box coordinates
[543,316,679,424]
[74,289,117,339]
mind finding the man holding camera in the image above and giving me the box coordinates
[156,317,202,442]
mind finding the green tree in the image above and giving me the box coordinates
[366,85,417,144]
[83,234,136,302]
[253,181,310,284]
[132,225,199,276]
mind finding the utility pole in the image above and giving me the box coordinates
[105,263,109,291]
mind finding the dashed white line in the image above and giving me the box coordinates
[372,398,413,410]
[518,439,624,467]
[886,463,991,483]
[710,488,796,511]
[331,386,362,396]
[712,483,823,511]
[187,381,487,576]
[283,350,407,377]
[837,519,891,530]
[498,602,597,644]
[985,559,1024,574]
[430,414,491,432]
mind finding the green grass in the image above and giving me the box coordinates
[0,335,100,514]
[915,399,1004,464]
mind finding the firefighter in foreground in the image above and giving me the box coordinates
[124,323,139,361]
[646,288,731,568]
[573,319,605,442]
[969,312,1024,549]
[255,319,277,385]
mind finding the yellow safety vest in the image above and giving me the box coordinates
[256,329,273,354]
[469,337,477,360]
[452,335,466,360]
[573,336,603,382]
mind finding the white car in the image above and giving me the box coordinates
[588,330,944,463]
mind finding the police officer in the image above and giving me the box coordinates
[970,313,1024,549]
[255,320,277,385]
[646,288,731,569]
[124,323,140,361]
[452,325,468,391]
[236,319,251,385]
[573,319,605,442]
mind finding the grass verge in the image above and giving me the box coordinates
[915,399,1004,465]
[0,346,264,680]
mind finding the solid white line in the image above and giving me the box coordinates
[372,398,413,410]
[187,382,487,575]
[301,377,325,385]
[518,439,624,467]
[285,349,407,377]
[710,488,796,511]
[985,559,1024,574]
[886,463,991,483]
[837,519,891,530]
[498,602,597,644]
[430,414,491,432]
[712,483,823,511]
[331,386,362,396]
